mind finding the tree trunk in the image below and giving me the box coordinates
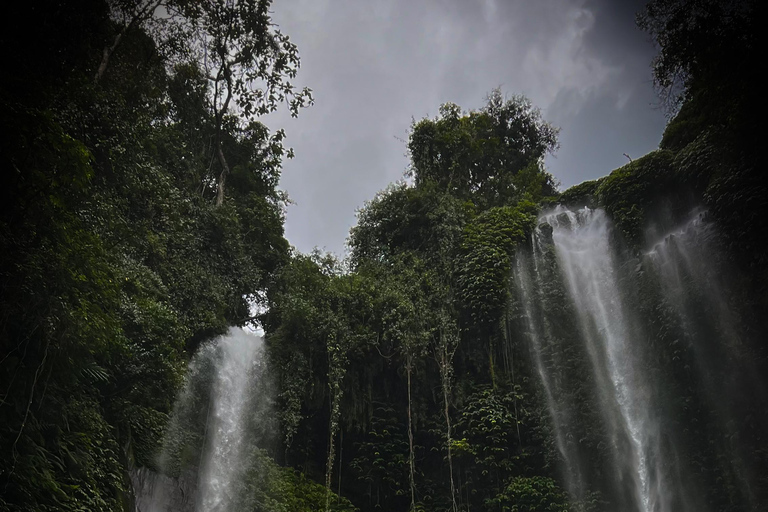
[406,358,417,512]
[440,347,458,512]
[489,344,496,389]
[337,427,343,504]
[325,391,338,512]
[325,332,345,512]
[215,141,230,206]
[95,33,124,83]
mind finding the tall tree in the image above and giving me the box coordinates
[172,0,313,205]
[379,258,430,512]
[408,89,558,209]
[97,0,314,205]
[434,311,460,512]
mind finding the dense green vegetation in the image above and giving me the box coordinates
[264,92,563,511]
[264,1,765,510]
[0,0,311,509]
[0,0,763,511]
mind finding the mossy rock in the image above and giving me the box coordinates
[558,178,604,209]
[659,97,708,152]
[672,131,721,191]
[595,150,677,246]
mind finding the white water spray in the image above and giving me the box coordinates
[645,210,765,509]
[540,206,667,512]
[134,328,266,512]
[197,329,262,511]
[513,247,582,497]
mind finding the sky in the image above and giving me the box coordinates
[267,0,668,256]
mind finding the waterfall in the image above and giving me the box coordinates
[644,210,767,510]
[198,329,263,510]
[513,204,768,510]
[133,328,270,512]
[515,206,722,511]
[513,244,585,499]
[546,207,666,512]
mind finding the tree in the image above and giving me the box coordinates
[377,256,432,512]
[433,310,460,512]
[0,0,301,508]
[408,89,558,209]
[96,0,313,205]
[349,182,467,268]
[637,0,765,277]
[171,0,313,205]
[637,0,758,143]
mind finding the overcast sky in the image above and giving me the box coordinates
[267,0,667,256]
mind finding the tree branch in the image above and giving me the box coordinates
[94,0,163,83]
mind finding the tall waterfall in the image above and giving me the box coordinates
[133,328,271,512]
[549,207,673,512]
[513,206,766,511]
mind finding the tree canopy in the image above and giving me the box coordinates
[0,0,306,509]
[408,89,559,209]
[638,0,758,146]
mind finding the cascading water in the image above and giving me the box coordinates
[133,328,271,512]
[514,206,733,511]
[198,329,262,510]
[644,210,768,510]
[513,247,585,498]
[129,208,766,512]
[545,207,667,512]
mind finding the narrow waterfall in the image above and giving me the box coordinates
[133,328,271,512]
[198,329,263,510]
[513,246,585,499]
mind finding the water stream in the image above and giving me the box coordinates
[133,328,269,512]
[546,207,665,511]
[514,206,766,511]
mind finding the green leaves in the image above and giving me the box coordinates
[247,450,357,512]
[1,1,298,508]
[408,89,558,209]
[492,476,569,512]
[455,387,525,481]
[349,182,467,268]
[349,405,411,501]
[457,202,537,330]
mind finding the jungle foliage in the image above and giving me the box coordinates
[0,0,306,509]
[264,1,764,510]
[264,90,576,511]
[0,0,763,511]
